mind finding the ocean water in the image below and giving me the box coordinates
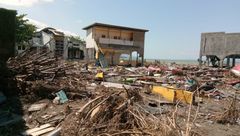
[120,57,198,65]
[146,59,198,65]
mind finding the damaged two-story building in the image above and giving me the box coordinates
[83,23,148,67]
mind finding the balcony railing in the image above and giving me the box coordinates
[99,38,134,46]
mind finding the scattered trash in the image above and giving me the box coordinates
[123,77,136,83]
[56,90,68,104]
[152,85,194,104]
[53,96,60,104]
[233,83,240,90]
[231,64,240,77]
[101,82,133,89]
[203,89,226,100]
[215,97,239,124]
[95,71,104,80]
[1,47,240,135]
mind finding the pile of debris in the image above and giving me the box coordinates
[6,47,91,101]
[2,47,240,136]
[61,88,199,136]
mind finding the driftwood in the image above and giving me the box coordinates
[216,96,239,124]
[61,89,190,136]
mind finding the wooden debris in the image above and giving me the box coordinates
[22,124,55,136]
[28,103,48,112]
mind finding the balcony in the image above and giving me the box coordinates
[99,38,134,46]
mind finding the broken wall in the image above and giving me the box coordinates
[200,32,240,60]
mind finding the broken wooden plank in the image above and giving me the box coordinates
[28,103,48,112]
[46,127,61,136]
[101,82,133,89]
[30,127,55,136]
[22,124,52,135]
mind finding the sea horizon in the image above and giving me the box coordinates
[145,58,198,65]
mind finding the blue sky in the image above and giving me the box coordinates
[1,0,240,60]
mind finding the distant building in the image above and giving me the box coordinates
[15,26,86,60]
[199,32,240,67]
[83,23,148,66]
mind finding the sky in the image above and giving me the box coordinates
[1,0,240,60]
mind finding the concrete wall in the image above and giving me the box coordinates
[86,48,95,60]
[66,37,86,60]
[200,32,240,60]
[63,37,68,59]
[86,28,95,48]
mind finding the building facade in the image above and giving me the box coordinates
[199,32,240,67]
[83,23,148,66]
[15,27,86,60]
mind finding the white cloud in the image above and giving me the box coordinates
[0,0,54,7]
[57,29,79,37]
[25,17,49,31]
[25,17,79,37]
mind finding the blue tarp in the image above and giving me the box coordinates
[56,90,68,104]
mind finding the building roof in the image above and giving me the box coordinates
[83,22,149,32]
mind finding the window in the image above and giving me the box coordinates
[102,35,106,38]
[18,45,21,50]
[22,45,25,50]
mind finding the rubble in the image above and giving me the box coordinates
[1,47,240,135]
[21,123,55,136]
[215,96,239,124]
[231,64,240,77]
[28,103,48,112]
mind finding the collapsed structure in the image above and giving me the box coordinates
[83,23,148,66]
[199,32,240,67]
[16,21,86,60]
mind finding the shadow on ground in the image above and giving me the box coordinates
[0,61,26,136]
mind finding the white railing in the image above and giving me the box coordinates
[99,38,134,46]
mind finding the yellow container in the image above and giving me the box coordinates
[152,86,194,104]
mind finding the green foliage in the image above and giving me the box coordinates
[69,36,86,45]
[16,14,36,44]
